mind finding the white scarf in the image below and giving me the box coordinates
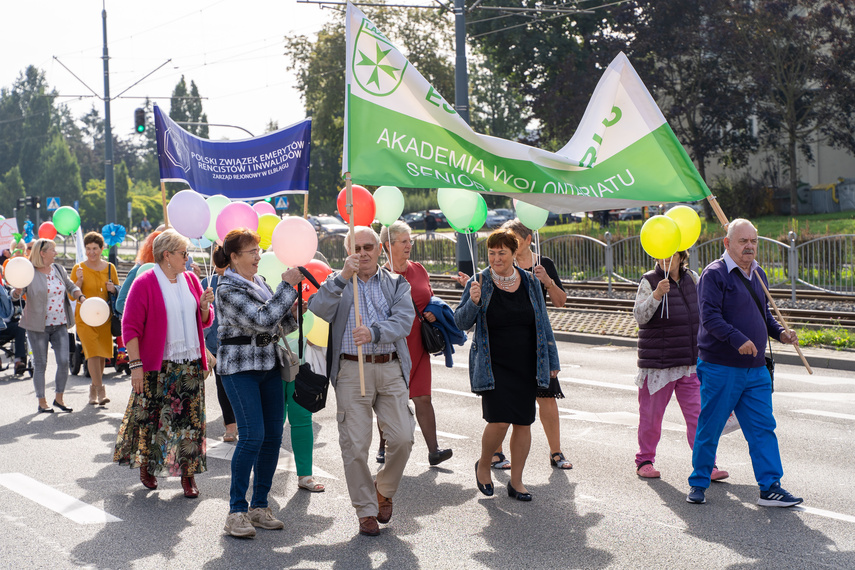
[225,268,273,301]
[153,264,201,363]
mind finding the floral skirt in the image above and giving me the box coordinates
[113,359,207,477]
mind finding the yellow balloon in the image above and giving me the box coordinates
[665,205,701,251]
[640,215,682,259]
[306,316,330,347]
[257,213,280,249]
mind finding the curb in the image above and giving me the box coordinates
[553,331,855,372]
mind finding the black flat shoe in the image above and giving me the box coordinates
[475,461,493,496]
[507,482,532,502]
[428,448,453,466]
[53,400,73,413]
[37,406,54,414]
[376,448,385,464]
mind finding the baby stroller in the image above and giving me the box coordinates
[68,332,129,377]
[0,285,32,377]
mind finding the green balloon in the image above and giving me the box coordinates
[373,186,405,226]
[447,194,488,233]
[437,188,480,229]
[138,262,155,275]
[204,195,232,242]
[53,206,81,235]
[0,215,5,221]
[257,251,288,285]
[515,201,549,231]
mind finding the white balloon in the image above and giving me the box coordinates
[5,257,34,288]
[80,297,110,327]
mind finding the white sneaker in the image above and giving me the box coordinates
[248,507,285,530]
[224,512,256,538]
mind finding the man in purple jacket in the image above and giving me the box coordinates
[686,219,802,507]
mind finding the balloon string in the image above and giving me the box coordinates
[535,230,541,267]
[467,232,477,281]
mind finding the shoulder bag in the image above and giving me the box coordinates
[290,266,330,413]
[735,271,775,391]
[414,299,445,354]
[106,263,122,337]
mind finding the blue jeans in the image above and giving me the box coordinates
[689,359,783,491]
[27,325,69,399]
[221,368,284,513]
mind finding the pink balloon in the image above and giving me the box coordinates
[216,202,259,241]
[253,201,276,216]
[168,190,210,239]
[271,217,317,267]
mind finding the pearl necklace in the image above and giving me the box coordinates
[491,267,517,290]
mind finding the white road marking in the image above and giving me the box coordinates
[556,408,684,432]
[205,439,337,480]
[797,506,855,524]
[562,377,637,392]
[0,473,122,524]
[415,427,468,440]
[433,388,479,399]
[793,409,855,421]
[775,392,855,404]
[775,372,855,386]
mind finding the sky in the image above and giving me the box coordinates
[0,0,337,140]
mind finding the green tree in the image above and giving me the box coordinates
[727,0,855,214]
[34,129,83,211]
[114,161,130,226]
[79,179,106,232]
[1,167,25,215]
[169,76,209,139]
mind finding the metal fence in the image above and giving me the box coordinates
[201,230,854,300]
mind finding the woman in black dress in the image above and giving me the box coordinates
[454,229,561,501]
[491,219,572,470]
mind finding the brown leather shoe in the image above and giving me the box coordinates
[181,476,199,498]
[139,464,157,490]
[358,516,380,536]
[375,482,393,524]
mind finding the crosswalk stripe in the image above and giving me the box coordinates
[800,506,855,524]
[206,439,337,480]
[793,409,855,421]
[562,377,637,392]
[0,473,122,524]
[416,427,468,440]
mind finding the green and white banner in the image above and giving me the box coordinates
[344,3,710,213]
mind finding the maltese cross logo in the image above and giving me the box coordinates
[352,20,407,96]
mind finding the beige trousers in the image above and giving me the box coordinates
[335,358,415,518]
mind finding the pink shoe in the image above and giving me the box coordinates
[711,466,729,481]
[636,463,660,478]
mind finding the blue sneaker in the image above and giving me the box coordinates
[686,486,706,504]
[758,482,803,507]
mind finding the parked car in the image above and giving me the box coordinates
[618,206,660,221]
[309,215,349,236]
[486,209,507,228]
[546,212,582,225]
[402,211,425,229]
[663,202,704,214]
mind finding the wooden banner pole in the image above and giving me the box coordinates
[705,194,729,228]
[345,173,366,396]
[753,269,813,375]
[160,181,170,228]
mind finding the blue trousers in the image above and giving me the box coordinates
[689,359,783,491]
[221,368,284,513]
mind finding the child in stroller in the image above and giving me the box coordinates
[0,283,31,377]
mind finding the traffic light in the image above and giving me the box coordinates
[28,196,40,208]
[134,108,146,133]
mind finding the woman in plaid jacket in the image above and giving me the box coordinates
[213,228,304,539]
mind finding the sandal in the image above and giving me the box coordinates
[490,452,511,470]
[297,476,325,493]
[550,452,573,469]
[222,431,237,442]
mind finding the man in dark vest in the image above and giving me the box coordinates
[686,218,802,507]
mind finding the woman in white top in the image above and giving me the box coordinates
[13,239,84,413]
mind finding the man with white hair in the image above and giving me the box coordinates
[686,218,802,507]
[308,226,415,537]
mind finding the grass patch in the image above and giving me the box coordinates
[796,327,855,349]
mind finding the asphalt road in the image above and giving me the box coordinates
[1,340,853,569]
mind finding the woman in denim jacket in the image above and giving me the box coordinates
[454,229,560,502]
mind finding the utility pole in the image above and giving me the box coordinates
[102,5,118,266]
[453,0,474,277]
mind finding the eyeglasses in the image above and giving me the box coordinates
[239,248,261,257]
[353,243,376,253]
[172,250,189,259]
[394,240,414,246]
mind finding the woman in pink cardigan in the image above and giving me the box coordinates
[113,229,215,498]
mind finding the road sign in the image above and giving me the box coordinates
[127,201,132,219]
[46,197,60,211]
[275,196,288,210]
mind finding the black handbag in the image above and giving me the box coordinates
[291,266,330,413]
[107,292,122,338]
[414,299,445,354]
[736,272,775,392]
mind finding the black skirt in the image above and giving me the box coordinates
[481,285,538,425]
